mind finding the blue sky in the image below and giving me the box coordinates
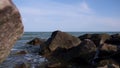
[13,0,120,32]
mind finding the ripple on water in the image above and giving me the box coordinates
[0,53,48,68]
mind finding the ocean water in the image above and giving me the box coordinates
[0,32,120,68]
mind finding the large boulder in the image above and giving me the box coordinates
[0,0,23,63]
[49,31,81,51]
[41,30,81,53]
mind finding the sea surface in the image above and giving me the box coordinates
[0,32,120,68]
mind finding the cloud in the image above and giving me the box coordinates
[19,1,94,16]
[79,1,94,14]
[14,0,120,31]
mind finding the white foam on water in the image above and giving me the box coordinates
[11,48,18,51]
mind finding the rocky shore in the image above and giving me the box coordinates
[26,30,120,68]
[0,0,120,68]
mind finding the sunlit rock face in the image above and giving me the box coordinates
[0,0,24,63]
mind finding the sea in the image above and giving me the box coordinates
[0,32,120,68]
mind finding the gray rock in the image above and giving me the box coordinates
[0,0,23,63]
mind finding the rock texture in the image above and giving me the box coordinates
[0,0,23,63]
[40,31,81,56]
[46,31,81,51]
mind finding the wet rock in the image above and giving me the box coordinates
[15,50,28,55]
[79,34,110,46]
[40,30,81,55]
[97,64,119,68]
[93,34,120,65]
[93,43,120,66]
[105,38,120,45]
[111,34,120,39]
[27,38,45,46]
[100,43,117,52]
[104,33,120,45]
[78,34,92,40]
[14,62,30,68]
[96,59,119,68]
[46,62,61,68]
[34,63,48,68]
[96,43,118,59]
[0,0,23,63]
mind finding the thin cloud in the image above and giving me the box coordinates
[14,0,120,31]
[79,1,93,14]
[18,1,94,16]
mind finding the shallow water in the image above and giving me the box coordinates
[0,49,47,68]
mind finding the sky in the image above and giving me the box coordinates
[13,0,120,32]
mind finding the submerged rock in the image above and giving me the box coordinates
[27,38,45,46]
[15,50,28,55]
[0,0,23,63]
